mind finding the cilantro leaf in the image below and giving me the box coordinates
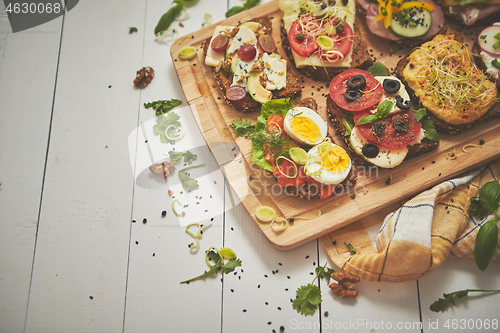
[315,265,335,284]
[430,289,500,312]
[144,99,181,116]
[178,164,204,191]
[168,150,184,162]
[183,151,197,165]
[180,263,221,284]
[230,119,255,138]
[221,258,242,273]
[293,284,322,315]
[153,112,182,144]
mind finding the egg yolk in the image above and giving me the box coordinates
[321,146,350,173]
[290,116,322,144]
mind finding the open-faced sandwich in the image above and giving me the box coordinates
[204,17,301,112]
[396,33,500,134]
[474,22,500,88]
[436,0,500,25]
[279,0,372,81]
[233,98,356,199]
[327,64,439,168]
[356,0,447,43]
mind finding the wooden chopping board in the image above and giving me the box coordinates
[170,0,500,250]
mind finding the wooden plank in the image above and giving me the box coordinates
[23,1,146,331]
[0,3,62,331]
[170,0,500,250]
[123,0,230,331]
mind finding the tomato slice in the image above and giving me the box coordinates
[273,161,308,189]
[288,14,319,57]
[319,18,354,62]
[353,109,422,148]
[329,69,384,112]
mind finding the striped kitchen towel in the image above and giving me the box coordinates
[321,160,500,282]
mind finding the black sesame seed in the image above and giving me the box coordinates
[332,240,337,245]
[385,178,392,185]
[243,309,247,312]
[135,241,139,244]
[132,220,136,223]
[89,296,93,300]
[479,139,485,145]
[161,210,167,217]
[142,218,147,224]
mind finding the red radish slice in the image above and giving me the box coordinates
[211,34,229,53]
[258,34,277,54]
[478,24,500,56]
[225,85,247,102]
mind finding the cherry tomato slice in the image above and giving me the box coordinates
[353,109,422,149]
[329,69,383,112]
[288,14,319,57]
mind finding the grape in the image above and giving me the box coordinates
[211,34,229,53]
[225,85,247,102]
[237,45,257,62]
[258,34,276,54]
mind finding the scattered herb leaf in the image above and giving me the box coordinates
[153,112,182,144]
[293,263,334,315]
[181,247,241,284]
[144,99,181,116]
[129,27,138,34]
[225,0,260,17]
[430,289,500,312]
[230,119,255,138]
[154,0,183,36]
[168,150,184,162]
[178,164,204,191]
[315,265,335,284]
[345,242,357,255]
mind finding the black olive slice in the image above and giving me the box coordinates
[372,121,386,136]
[394,118,410,133]
[345,89,362,101]
[383,78,401,94]
[362,144,379,158]
[395,95,411,109]
[346,75,366,90]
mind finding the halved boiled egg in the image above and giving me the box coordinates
[283,107,328,146]
[306,141,351,185]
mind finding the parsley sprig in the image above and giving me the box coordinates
[293,263,334,315]
[180,247,242,284]
[430,289,500,312]
[230,119,255,138]
[469,180,500,271]
[144,99,181,116]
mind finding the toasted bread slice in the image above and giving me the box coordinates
[203,16,301,113]
[280,20,373,82]
[269,97,357,200]
[326,95,439,167]
[395,33,500,134]
[434,0,500,26]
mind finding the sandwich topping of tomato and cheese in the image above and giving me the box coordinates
[398,34,498,133]
[327,67,439,168]
[241,98,356,200]
[356,0,447,42]
[204,17,301,112]
[279,0,372,81]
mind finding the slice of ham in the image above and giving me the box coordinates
[365,0,445,41]
[450,4,500,26]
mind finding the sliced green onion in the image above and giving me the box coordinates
[172,198,182,217]
[165,124,185,141]
[179,46,197,60]
[289,147,310,164]
[271,217,288,232]
[256,206,277,222]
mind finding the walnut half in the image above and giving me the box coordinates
[149,161,176,181]
[133,66,154,88]
[329,271,360,298]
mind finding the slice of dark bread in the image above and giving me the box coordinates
[203,16,302,113]
[280,20,373,82]
[394,33,500,134]
[434,0,500,26]
[326,94,439,167]
[269,97,357,200]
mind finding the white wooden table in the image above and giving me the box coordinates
[1,1,499,332]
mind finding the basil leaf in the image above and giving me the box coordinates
[154,0,183,36]
[342,118,354,136]
[413,108,427,122]
[376,100,393,119]
[367,61,388,77]
[469,196,490,219]
[421,119,439,141]
[225,5,245,17]
[474,219,499,271]
[479,181,500,213]
[356,114,379,126]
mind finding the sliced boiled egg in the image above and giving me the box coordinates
[306,141,351,185]
[283,107,328,145]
